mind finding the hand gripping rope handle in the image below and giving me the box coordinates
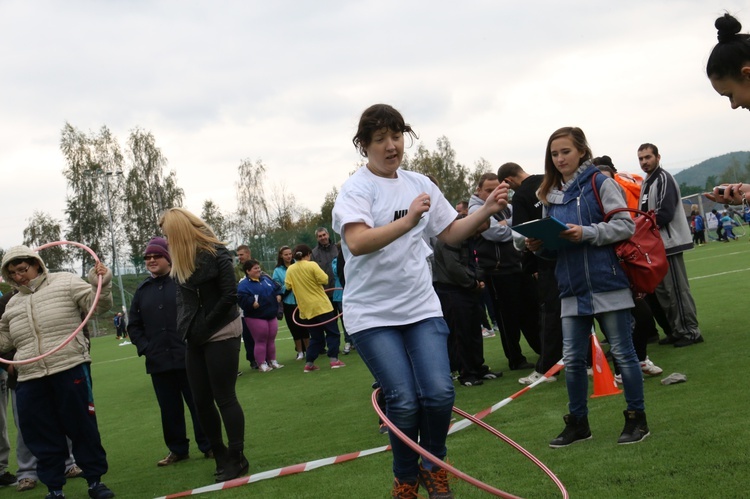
[0,241,102,366]
[371,388,568,499]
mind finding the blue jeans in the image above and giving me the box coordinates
[562,310,644,417]
[351,318,455,481]
[301,310,341,362]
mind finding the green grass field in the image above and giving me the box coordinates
[2,239,750,498]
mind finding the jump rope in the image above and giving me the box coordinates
[0,241,103,366]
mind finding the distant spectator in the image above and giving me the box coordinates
[272,246,309,360]
[311,228,338,301]
[237,259,284,372]
[455,200,469,216]
[235,245,256,370]
[285,244,345,372]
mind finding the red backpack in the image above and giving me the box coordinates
[591,174,668,294]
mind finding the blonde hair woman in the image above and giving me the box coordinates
[158,207,248,482]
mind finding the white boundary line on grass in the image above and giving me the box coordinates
[689,267,750,280]
[689,248,750,262]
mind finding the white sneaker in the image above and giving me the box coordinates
[343,342,352,355]
[296,352,305,361]
[258,362,272,373]
[481,327,496,338]
[270,360,284,369]
[587,367,594,377]
[518,371,557,385]
[640,357,663,376]
[614,373,623,384]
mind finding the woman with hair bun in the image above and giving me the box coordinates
[707,12,750,111]
[272,246,309,360]
[284,244,345,372]
[707,13,750,205]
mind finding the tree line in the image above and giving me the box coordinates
[15,124,495,275]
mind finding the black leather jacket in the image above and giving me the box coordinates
[176,245,239,345]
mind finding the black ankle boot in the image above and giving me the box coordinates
[618,410,650,444]
[549,413,592,448]
[212,444,228,479]
[214,448,249,482]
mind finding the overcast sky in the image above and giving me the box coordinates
[1,0,748,252]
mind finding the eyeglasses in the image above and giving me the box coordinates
[144,254,164,261]
[8,265,30,277]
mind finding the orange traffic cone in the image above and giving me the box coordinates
[590,332,622,398]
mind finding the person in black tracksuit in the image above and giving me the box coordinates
[499,163,563,384]
[469,173,542,371]
[433,217,500,386]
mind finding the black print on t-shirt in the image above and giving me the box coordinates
[393,209,408,221]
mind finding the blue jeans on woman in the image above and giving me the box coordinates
[351,317,455,481]
[562,310,644,418]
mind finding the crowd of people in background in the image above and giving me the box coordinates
[1,12,749,498]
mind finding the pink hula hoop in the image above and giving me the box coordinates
[372,389,569,498]
[0,240,103,366]
[291,287,343,328]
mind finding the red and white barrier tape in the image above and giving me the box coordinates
[157,361,565,498]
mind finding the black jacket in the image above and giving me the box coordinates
[473,208,523,276]
[128,273,186,374]
[176,245,239,345]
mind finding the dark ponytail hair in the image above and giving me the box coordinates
[706,13,750,80]
[292,244,312,260]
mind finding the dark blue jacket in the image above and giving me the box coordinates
[237,275,281,320]
[128,273,186,374]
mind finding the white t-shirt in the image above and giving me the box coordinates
[332,167,457,334]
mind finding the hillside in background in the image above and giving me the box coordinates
[674,151,750,187]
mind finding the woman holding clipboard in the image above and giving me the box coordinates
[525,127,648,448]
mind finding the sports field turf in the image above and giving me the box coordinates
[2,238,749,498]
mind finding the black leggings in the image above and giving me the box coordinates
[186,336,245,452]
[283,302,310,341]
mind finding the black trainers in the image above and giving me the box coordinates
[88,483,115,499]
[480,366,503,380]
[618,410,650,444]
[458,376,483,387]
[0,471,17,485]
[45,493,65,499]
[658,335,678,345]
[673,335,704,348]
[549,414,592,448]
